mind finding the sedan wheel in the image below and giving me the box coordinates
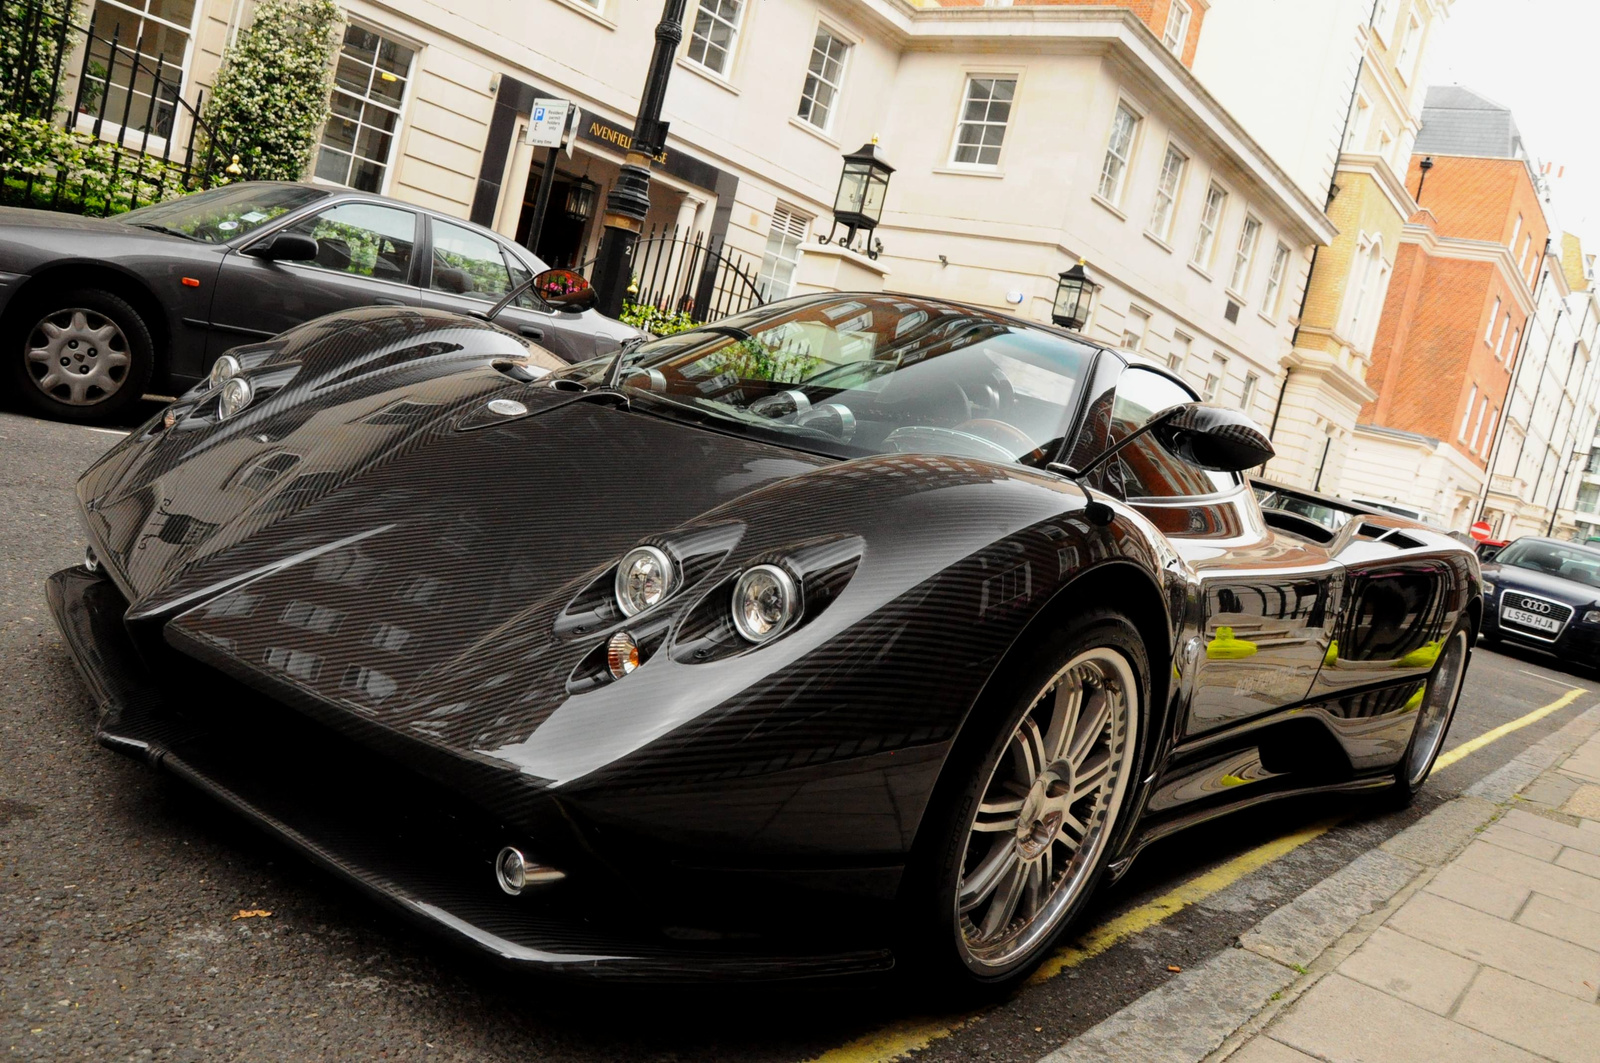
[955,644,1139,973]
[26,307,133,406]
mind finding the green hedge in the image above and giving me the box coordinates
[0,111,188,213]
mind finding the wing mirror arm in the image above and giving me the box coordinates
[1046,408,1185,528]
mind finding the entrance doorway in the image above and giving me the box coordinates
[516,166,590,269]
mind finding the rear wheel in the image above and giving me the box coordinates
[9,288,153,422]
[908,611,1147,995]
[1393,624,1472,801]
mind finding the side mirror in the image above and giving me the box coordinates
[1152,404,1276,472]
[532,268,598,312]
[248,231,319,262]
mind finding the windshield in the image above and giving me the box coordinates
[1495,539,1600,589]
[118,183,328,243]
[558,295,1096,464]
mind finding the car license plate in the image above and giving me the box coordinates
[1502,606,1561,633]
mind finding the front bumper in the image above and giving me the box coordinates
[1481,594,1600,662]
[45,565,894,982]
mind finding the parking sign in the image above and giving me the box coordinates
[528,98,570,148]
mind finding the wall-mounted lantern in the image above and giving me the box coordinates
[1052,259,1098,331]
[819,139,894,260]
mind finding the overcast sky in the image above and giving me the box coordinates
[1421,0,1600,243]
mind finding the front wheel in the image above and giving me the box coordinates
[8,288,154,423]
[1393,624,1472,801]
[908,610,1147,995]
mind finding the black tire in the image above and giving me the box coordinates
[1391,621,1473,805]
[8,287,154,423]
[901,608,1150,998]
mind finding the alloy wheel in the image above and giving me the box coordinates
[955,646,1138,971]
[1405,628,1470,787]
[25,308,132,406]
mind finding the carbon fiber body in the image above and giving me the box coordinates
[47,298,1481,979]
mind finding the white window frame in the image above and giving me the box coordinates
[1171,331,1192,375]
[1470,396,1488,451]
[1229,214,1262,296]
[1204,354,1227,402]
[74,0,208,153]
[1509,213,1522,252]
[1241,372,1259,414]
[1345,234,1386,348]
[1494,313,1511,360]
[1148,141,1188,241]
[313,21,419,196]
[1507,326,1521,370]
[1371,0,1394,41]
[1123,306,1151,353]
[1459,383,1477,440]
[1192,182,1228,271]
[685,0,745,78]
[949,74,1018,169]
[1162,0,1191,54]
[1344,94,1371,153]
[796,22,850,133]
[1480,407,1498,455]
[1485,297,1501,344]
[756,205,811,300]
[1096,101,1142,205]
[1396,13,1422,83]
[1262,242,1291,317]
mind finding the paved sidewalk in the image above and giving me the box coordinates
[1043,704,1600,1063]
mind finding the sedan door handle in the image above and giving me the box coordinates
[373,297,406,306]
[518,325,544,340]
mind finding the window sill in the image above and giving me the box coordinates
[549,0,617,30]
[1224,287,1249,306]
[1091,194,1127,222]
[932,165,1005,179]
[1258,310,1281,328]
[789,115,840,148]
[1187,261,1214,283]
[1143,229,1174,254]
[677,56,740,96]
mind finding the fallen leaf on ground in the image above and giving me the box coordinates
[1167,965,1182,972]
[232,909,273,920]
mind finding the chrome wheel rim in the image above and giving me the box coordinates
[955,646,1138,971]
[1406,629,1469,786]
[25,308,132,406]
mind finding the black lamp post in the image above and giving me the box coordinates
[564,176,599,223]
[591,0,686,316]
[1052,259,1097,331]
[819,140,894,260]
[1415,155,1434,202]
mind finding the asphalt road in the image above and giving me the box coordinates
[2,405,1593,1063]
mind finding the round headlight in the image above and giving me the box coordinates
[614,546,674,617]
[218,376,253,419]
[208,353,241,388]
[732,564,799,643]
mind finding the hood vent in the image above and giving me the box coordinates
[360,399,444,426]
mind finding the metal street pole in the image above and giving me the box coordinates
[591,0,687,317]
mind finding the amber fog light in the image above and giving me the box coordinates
[607,631,640,678]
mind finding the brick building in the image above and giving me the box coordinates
[1338,87,1600,535]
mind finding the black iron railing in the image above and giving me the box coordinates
[0,0,237,214]
[581,225,766,325]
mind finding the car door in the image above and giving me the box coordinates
[1099,366,1341,739]
[417,216,593,363]
[206,200,422,359]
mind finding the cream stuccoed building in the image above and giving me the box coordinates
[130,0,1336,417]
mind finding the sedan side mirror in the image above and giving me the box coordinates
[248,232,319,262]
[1151,404,1276,472]
[532,268,598,312]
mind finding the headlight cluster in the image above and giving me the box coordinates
[208,353,242,388]
[732,565,799,643]
[218,376,254,419]
[1584,610,1600,625]
[614,546,674,617]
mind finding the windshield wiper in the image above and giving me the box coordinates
[130,223,198,240]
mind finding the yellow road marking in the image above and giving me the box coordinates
[809,686,1592,1063]
[1434,687,1588,772]
[807,820,1335,1063]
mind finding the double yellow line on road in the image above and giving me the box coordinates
[806,684,1592,1063]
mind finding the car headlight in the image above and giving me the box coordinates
[208,353,242,388]
[614,546,674,617]
[732,564,799,642]
[1585,610,1600,625]
[218,376,253,419]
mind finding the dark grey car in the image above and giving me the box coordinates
[0,181,641,422]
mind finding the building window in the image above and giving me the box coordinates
[80,0,196,139]
[314,23,416,193]
[1344,95,1371,152]
[1162,0,1190,54]
[756,205,809,300]
[1148,142,1187,240]
[1377,125,1394,157]
[1371,0,1393,39]
[1346,236,1385,347]
[1170,332,1191,374]
[1192,183,1227,270]
[1204,354,1227,401]
[1229,215,1261,295]
[1459,384,1477,440]
[1507,326,1521,370]
[797,26,849,132]
[1510,213,1522,252]
[1470,396,1489,451]
[1262,242,1291,316]
[1519,233,1534,277]
[951,76,1016,167]
[1097,102,1141,203]
[1241,372,1259,413]
[1494,313,1511,360]
[687,0,744,77]
[1485,297,1500,344]
[1396,13,1422,81]
[1481,407,1498,455]
[1123,307,1150,352]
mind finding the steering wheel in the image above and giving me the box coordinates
[954,418,1043,465]
[963,365,1015,419]
[884,425,1020,463]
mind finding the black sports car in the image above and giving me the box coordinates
[1480,537,1600,664]
[0,181,640,422]
[46,293,1479,992]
